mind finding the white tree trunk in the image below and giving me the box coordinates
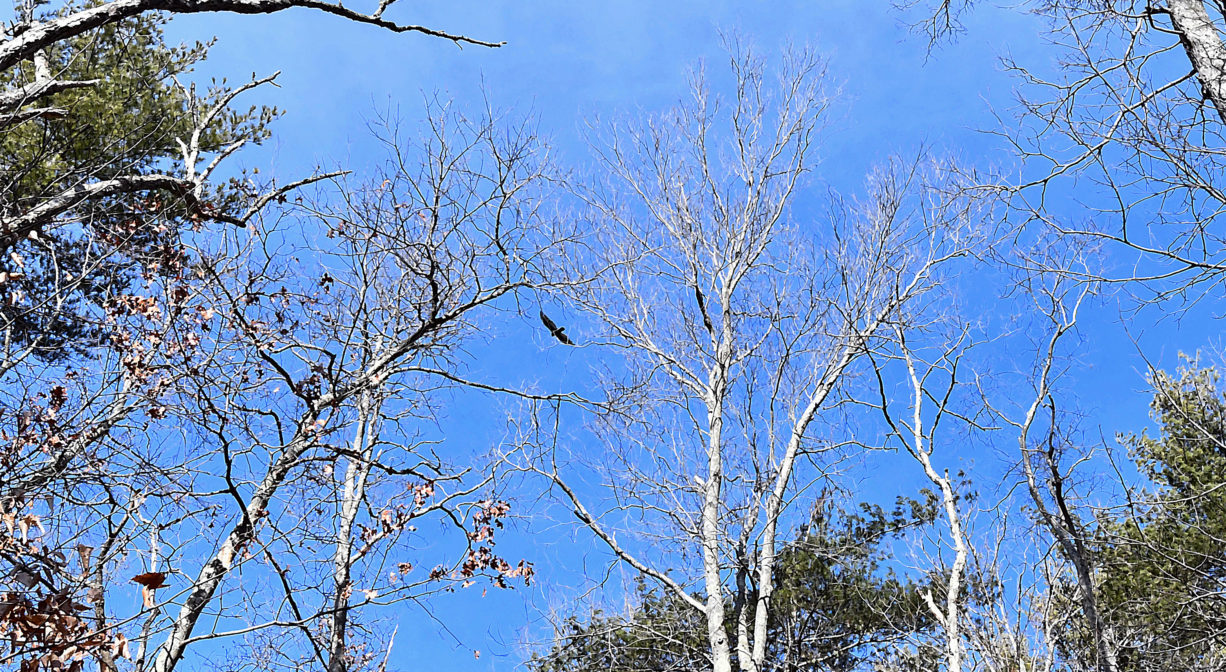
[327,390,380,672]
[1168,0,1226,124]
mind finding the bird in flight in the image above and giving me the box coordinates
[539,310,573,345]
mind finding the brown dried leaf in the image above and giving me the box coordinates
[130,572,167,589]
[112,633,130,660]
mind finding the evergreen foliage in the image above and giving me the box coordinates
[532,495,941,672]
[1093,361,1226,671]
[0,7,272,361]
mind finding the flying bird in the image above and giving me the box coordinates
[539,310,573,345]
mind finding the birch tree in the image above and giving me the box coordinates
[530,496,940,672]
[533,44,981,672]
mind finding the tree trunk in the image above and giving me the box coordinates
[1168,0,1226,124]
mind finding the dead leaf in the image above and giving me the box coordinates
[112,633,130,659]
[130,572,167,589]
[18,513,42,541]
[132,571,168,605]
[76,544,94,568]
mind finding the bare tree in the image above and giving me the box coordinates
[528,43,982,672]
[892,5,1226,665]
[904,0,1226,304]
[923,236,1133,672]
[0,1,515,666]
[0,0,504,499]
[848,5,1226,672]
[866,326,978,672]
[0,98,557,672]
[1005,246,1123,672]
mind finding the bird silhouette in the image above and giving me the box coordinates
[539,310,573,345]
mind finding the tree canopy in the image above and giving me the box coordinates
[7,2,1226,672]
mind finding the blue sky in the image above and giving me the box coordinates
[168,2,1045,176]
[155,3,1223,670]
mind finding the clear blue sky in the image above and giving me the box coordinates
[159,4,1218,670]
